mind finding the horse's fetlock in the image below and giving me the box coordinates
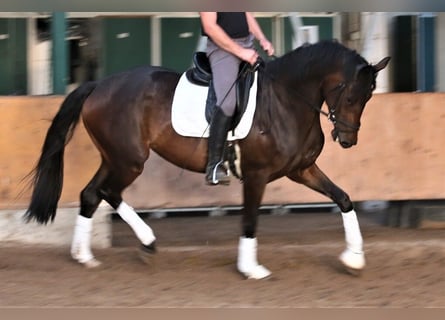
[336,194,352,212]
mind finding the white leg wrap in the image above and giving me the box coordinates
[71,215,100,267]
[237,237,271,279]
[117,202,156,246]
[339,210,365,270]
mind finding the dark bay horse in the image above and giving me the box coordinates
[25,40,389,279]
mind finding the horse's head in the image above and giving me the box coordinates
[323,56,390,148]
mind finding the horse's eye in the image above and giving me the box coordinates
[346,97,353,105]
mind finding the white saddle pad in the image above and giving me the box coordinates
[171,72,258,141]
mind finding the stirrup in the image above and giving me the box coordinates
[206,162,230,186]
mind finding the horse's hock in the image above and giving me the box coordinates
[1,93,445,246]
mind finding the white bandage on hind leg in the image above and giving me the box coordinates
[71,215,94,263]
[341,210,363,253]
[237,237,271,279]
[117,202,156,246]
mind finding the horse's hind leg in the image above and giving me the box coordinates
[71,163,109,267]
[287,164,365,274]
[71,160,156,267]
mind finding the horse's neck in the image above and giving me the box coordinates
[260,66,325,117]
[257,71,323,136]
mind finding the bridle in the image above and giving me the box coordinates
[323,82,361,134]
[255,58,363,134]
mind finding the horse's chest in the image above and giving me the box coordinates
[293,136,324,167]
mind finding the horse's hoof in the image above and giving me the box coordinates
[339,248,365,276]
[343,266,363,277]
[239,265,272,280]
[138,242,157,266]
[82,258,102,269]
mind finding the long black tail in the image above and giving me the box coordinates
[24,81,97,224]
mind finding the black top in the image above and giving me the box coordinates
[202,12,249,39]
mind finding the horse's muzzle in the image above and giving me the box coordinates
[332,128,356,149]
[340,140,354,148]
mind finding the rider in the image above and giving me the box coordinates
[200,12,275,185]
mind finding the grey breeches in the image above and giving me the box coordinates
[206,34,254,117]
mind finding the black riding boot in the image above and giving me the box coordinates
[206,107,232,185]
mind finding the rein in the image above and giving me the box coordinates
[256,59,361,133]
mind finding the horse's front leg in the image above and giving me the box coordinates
[288,163,365,273]
[238,172,271,279]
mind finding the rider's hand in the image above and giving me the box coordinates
[239,48,259,66]
[259,38,275,56]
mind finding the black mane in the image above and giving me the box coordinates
[265,40,369,83]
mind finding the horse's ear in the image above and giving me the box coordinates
[373,57,391,72]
